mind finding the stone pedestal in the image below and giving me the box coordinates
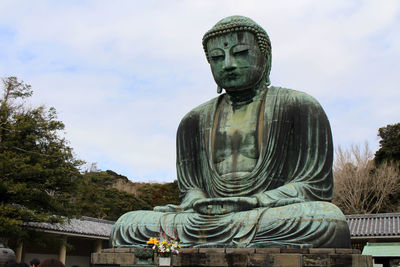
[92,247,372,267]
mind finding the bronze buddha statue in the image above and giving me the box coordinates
[111,15,350,248]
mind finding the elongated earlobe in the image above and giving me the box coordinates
[217,85,222,94]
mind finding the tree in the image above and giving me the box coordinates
[137,180,180,208]
[0,77,83,239]
[74,170,151,220]
[333,143,400,214]
[375,123,400,165]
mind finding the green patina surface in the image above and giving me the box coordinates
[110,15,351,248]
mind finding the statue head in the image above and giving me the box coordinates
[202,16,272,93]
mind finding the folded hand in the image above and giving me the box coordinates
[193,197,258,215]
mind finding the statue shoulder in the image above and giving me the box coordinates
[179,96,220,123]
[177,96,220,131]
[269,86,323,109]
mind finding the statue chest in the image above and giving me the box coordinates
[213,98,262,176]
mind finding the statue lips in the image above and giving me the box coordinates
[224,72,239,81]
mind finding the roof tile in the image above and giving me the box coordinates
[25,216,114,238]
[346,213,400,237]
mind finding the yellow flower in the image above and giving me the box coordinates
[162,240,167,244]
[147,237,158,244]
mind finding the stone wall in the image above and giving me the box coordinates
[92,247,373,267]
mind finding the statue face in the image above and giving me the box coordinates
[207,31,266,92]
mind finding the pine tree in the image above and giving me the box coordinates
[375,123,400,165]
[0,77,83,239]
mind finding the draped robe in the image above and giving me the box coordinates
[111,86,351,248]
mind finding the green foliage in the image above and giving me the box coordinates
[137,180,180,208]
[374,123,400,211]
[74,171,152,220]
[0,77,83,239]
[0,76,180,241]
[74,170,180,220]
[375,123,400,165]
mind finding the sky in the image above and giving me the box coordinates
[0,0,399,182]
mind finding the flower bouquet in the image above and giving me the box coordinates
[147,235,181,257]
[147,234,181,266]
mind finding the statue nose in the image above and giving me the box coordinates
[223,55,237,71]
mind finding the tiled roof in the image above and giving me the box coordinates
[25,216,114,239]
[346,213,400,238]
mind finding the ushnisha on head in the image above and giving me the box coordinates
[202,15,272,88]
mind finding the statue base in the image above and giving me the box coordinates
[92,247,372,267]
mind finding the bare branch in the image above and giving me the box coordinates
[333,143,400,214]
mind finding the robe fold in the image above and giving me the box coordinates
[111,86,350,248]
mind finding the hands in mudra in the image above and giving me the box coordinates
[193,197,259,215]
[154,196,258,215]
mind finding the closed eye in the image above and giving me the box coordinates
[233,49,248,56]
[232,45,250,55]
[209,49,224,61]
[211,55,224,61]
